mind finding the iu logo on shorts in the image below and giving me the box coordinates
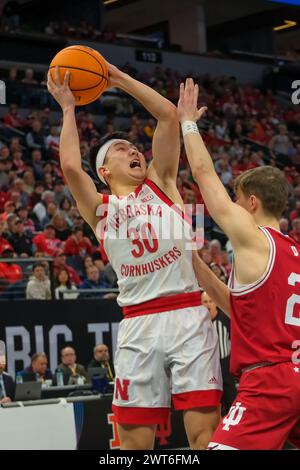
[115,378,130,401]
[155,416,172,446]
[222,402,246,431]
[107,413,120,449]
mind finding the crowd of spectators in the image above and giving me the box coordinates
[0,14,118,45]
[1,4,298,60]
[0,63,300,298]
[0,3,124,47]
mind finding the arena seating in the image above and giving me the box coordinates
[0,61,299,300]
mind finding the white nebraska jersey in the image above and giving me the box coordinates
[98,179,199,307]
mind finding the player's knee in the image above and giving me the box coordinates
[186,410,220,450]
[120,435,153,450]
[189,428,214,450]
[118,424,155,450]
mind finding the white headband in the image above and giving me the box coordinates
[95,139,129,185]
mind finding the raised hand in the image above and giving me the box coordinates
[47,67,75,110]
[106,62,125,89]
[177,78,207,124]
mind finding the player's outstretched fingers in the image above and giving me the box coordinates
[55,66,61,86]
[63,70,70,88]
[47,71,54,93]
[187,78,194,97]
[193,84,199,108]
[197,106,207,120]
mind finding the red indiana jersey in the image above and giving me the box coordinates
[229,226,300,377]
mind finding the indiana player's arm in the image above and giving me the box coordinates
[192,250,230,317]
[107,63,180,187]
[47,69,102,229]
[177,79,261,248]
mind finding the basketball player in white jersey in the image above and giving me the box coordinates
[47,65,222,450]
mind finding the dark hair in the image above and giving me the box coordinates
[72,226,83,234]
[88,131,129,181]
[16,206,28,213]
[55,268,71,289]
[59,197,71,211]
[234,166,289,219]
[33,263,45,272]
[31,352,46,363]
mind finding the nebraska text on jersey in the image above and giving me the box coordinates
[96,179,199,307]
[108,203,163,232]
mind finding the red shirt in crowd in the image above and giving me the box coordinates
[0,238,13,255]
[13,158,27,174]
[0,262,22,288]
[64,235,93,257]
[3,112,26,129]
[290,210,300,221]
[0,192,9,211]
[33,233,61,256]
[289,230,300,244]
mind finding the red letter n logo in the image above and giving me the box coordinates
[115,378,130,401]
[107,413,120,449]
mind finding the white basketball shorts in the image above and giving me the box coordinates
[112,292,223,425]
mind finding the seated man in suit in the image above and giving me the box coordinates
[0,358,15,403]
[56,346,89,385]
[21,352,53,383]
[88,343,115,382]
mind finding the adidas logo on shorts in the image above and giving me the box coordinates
[208,376,218,384]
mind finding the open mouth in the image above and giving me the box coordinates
[129,160,141,169]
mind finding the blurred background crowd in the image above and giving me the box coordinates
[0,62,299,300]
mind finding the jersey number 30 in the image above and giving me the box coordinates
[128,223,159,258]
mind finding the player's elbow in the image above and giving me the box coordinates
[160,102,177,121]
[61,161,80,178]
[191,163,211,183]
[61,163,73,177]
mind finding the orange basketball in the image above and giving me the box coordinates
[49,45,108,106]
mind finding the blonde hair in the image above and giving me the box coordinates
[234,166,288,219]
